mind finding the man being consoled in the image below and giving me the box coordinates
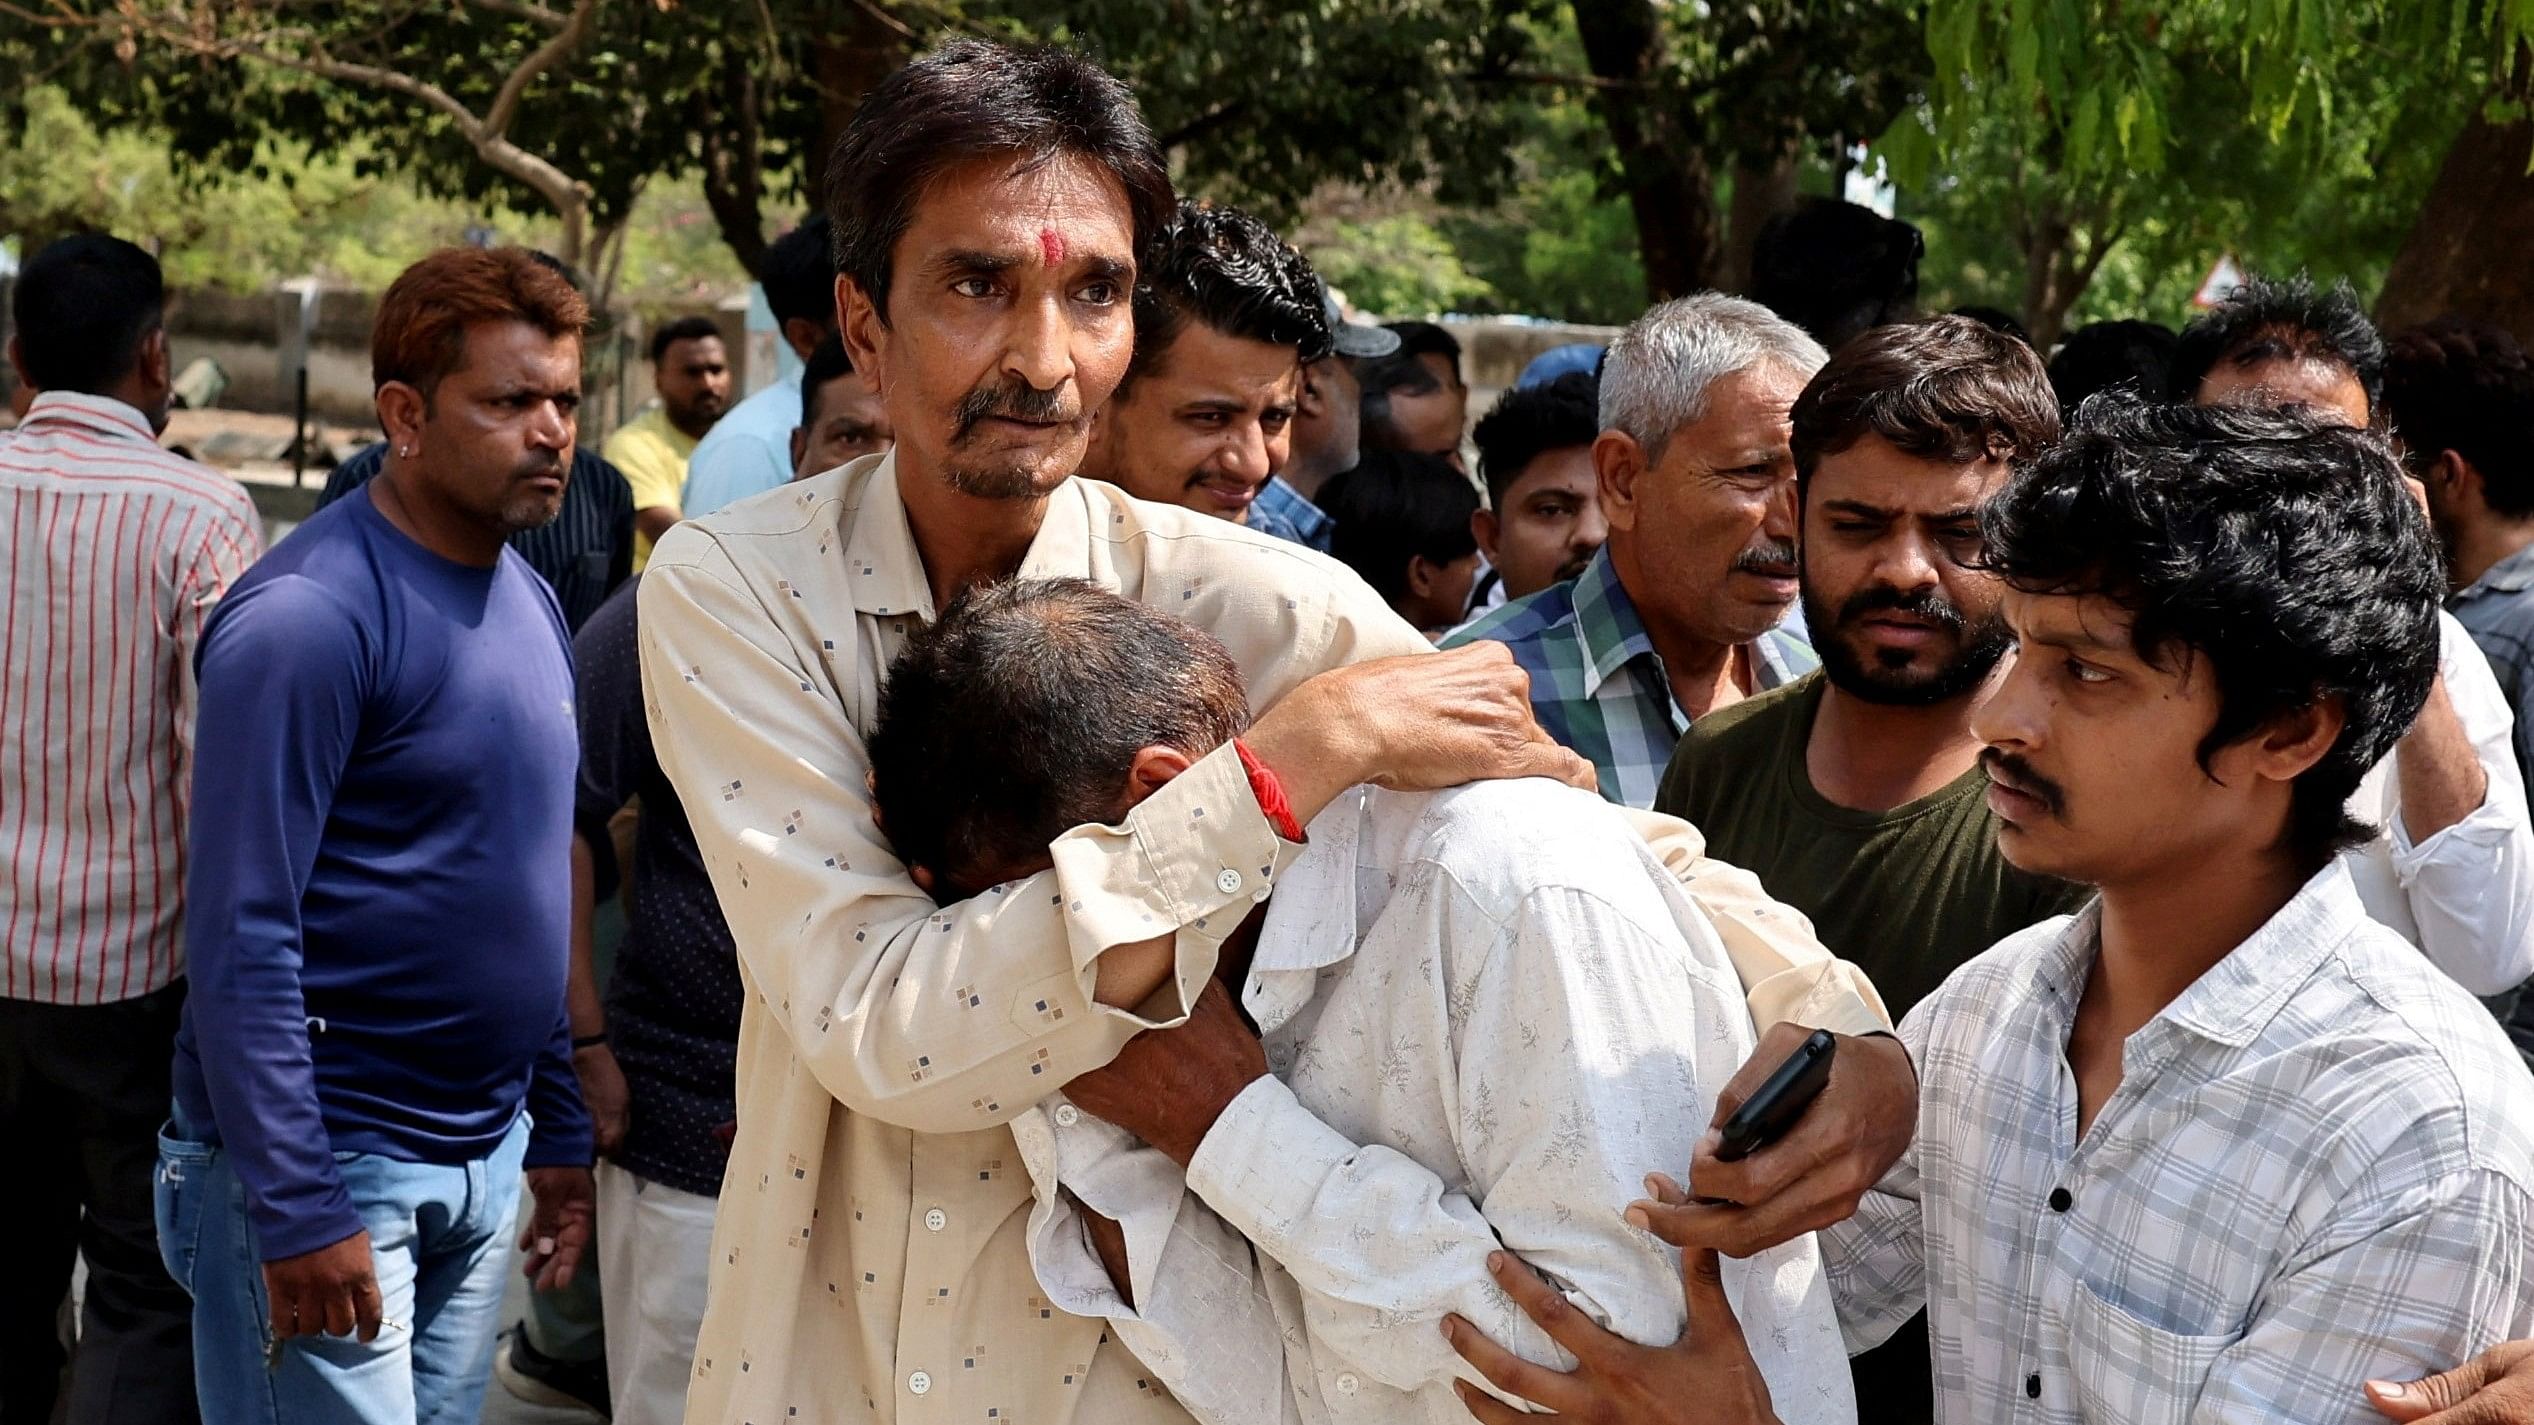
[864,577,1858,1425]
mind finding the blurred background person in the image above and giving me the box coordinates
[1468,369,1605,607]
[1319,448,1483,635]
[680,214,837,518]
[604,314,731,571]
[2,231,261,1425]
[2047,318,2180,417]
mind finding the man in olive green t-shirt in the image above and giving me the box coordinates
[1657,316,2080,1425]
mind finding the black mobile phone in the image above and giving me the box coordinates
[1713,1029,1838,1163]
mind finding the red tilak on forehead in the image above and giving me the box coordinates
[1038,227,1066,265]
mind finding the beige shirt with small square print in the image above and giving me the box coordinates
[638,451,1891,1425]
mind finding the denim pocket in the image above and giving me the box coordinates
[154,1122,217,1293]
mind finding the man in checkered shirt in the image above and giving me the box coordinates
[1444,397,2534,1425]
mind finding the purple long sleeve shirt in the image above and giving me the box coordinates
[175,484,592,1261]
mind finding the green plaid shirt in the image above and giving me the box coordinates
[1442,548,1816,808]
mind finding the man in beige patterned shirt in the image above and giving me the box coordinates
[640,38,1914,1425]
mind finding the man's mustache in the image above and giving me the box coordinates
[952,377,1078,444]
[1979,748,2067,818]
[1733,541,1799,575]
[1834,584,1966,633]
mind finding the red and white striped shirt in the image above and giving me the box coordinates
[2,392,263,1004]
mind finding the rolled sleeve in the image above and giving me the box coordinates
[2389,622,2534,995]
[1622,807,1892,1035]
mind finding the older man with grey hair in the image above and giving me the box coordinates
[1446,293,1830,807]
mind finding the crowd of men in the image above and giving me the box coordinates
[7,32,2534,1425]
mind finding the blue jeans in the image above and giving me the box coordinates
[154,1111,528,1425]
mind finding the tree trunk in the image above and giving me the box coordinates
[2375,108,2534,346]
[2017,198,2075,347]
[806,10,915,195]
[698,48,770,276]
[1570,0,1720,300]
[1722,143,1801,295]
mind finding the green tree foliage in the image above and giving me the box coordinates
[3,0,1543,277]
[0,83,742,307]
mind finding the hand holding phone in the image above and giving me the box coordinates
[1713,1028,1837,1163]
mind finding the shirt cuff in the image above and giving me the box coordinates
[1026,1100,1188,1317]
[2388,786,2520,876]
[1747,960,1891,1039]
[1049,741,1306,1028]
[1183,1074,1355,1257]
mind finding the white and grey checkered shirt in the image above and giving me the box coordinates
[1827,860,2534,1425]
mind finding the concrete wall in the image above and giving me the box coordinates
[166,287,384,424]
[161,286,745,436]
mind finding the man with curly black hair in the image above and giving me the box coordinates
[2170,274,2386,424]
[1078,199,1333,525]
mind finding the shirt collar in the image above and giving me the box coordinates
[834,450,1099,619]
[1240,788,1370,1035]
[1569,547,1665,697]
[2458,541,2534,600]
[2028,860,2363,1050]
[21,391,159,444]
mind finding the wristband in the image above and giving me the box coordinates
[572,1032,610,1050]
[1233,738,1306,844]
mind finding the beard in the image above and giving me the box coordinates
[494,451,568,533]
[1805,579,2011,707]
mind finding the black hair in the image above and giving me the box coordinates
[1979,396,2442,867]
[1792,314,2061,500]
[12,233,164,395]
[648,315,724,365]
[1318,449,1480,609]
[2047,319,2179,417]
[2169,274,2385,421]
[823,39,1174,323]
[1949,304,2032,346]
[760,214,839,332]
[1386,320,1463,383]
[798,335,857,428]
[2383,318,2534,521]
[1474,371,1599,508]
[1120,200,1331,397]
[867,577,1250,899]
[1749,198,1924,352]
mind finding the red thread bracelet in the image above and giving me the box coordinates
[1233,738,1307,843]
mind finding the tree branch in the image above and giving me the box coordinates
[99,0,601,257]
[482,0,600,140]
[467,0,569,26]
[1156,99,1250,150]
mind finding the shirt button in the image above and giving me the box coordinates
[2025,1372,2041,1399]
[1054,1104,1081,1128]
[1335,1372,1360,1396]
[2048,1187,2073,1213]
[924,1208,947,1232]
[1217,868,1244,895]
[1251,885,1272,903]
[909,1370,932,1395]
[1268,1045,1292,1070]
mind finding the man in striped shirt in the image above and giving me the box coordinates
[0,234,263,1425]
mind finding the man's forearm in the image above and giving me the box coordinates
[2397,679,2489,843]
